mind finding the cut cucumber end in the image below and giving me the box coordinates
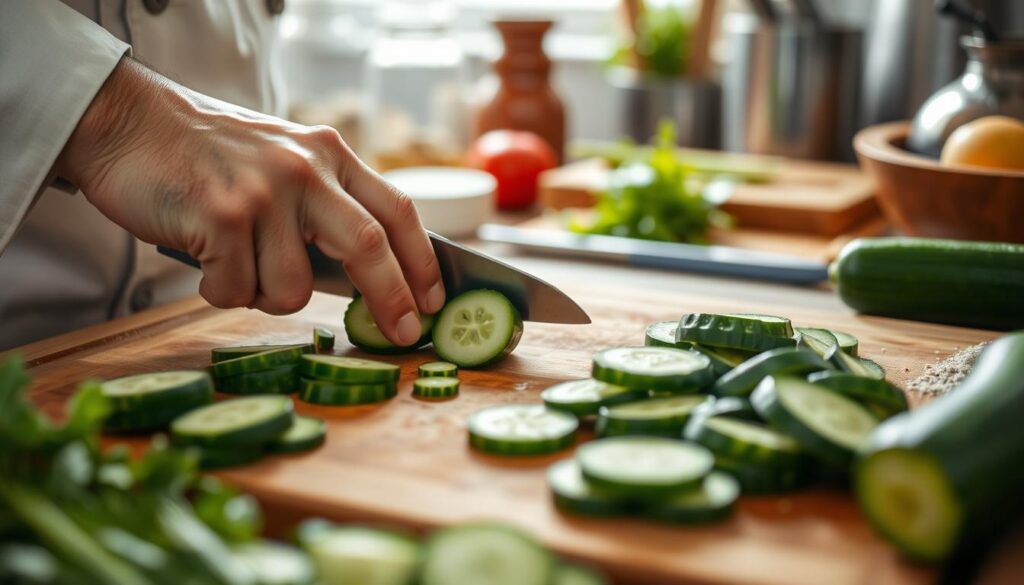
[432,290,523,368]
[344,295,435,353]
[856,448,963,562]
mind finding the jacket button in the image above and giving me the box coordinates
[142,0,169,15]
[130,281,155,312]
[266,0,285,15]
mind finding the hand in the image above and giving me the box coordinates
[54,58,444,346]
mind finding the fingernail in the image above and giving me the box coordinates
[396,311,421,346]
[425,282,445,313]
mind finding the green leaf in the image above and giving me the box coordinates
[58,381,111,441]
[192,477,262,544]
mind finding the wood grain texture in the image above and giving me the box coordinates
[14,287,999,585]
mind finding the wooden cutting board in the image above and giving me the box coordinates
[540,157,881,236]
[16,289,998,585]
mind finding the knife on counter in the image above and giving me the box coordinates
[157,231,591,325]
[477,224,830,285]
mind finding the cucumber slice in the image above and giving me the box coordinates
[712,347,829,397]
[576,437,714,498]
[412,377,460,399]
[299,379,397,406]
[830,330,859,355]
[195,446,266,470]
[685,415,805,469]
[299,355,400,385]
[344,295,435,354]
[467,405,578,456]
[751,375,879,466]
[830,350,886,380]
[591,347,712,393]
[547,459,631,517]
[431,289,523,368]
[595,395,705,438]
[314,327,335,353]
[171,395,295,448]
[211,344,313,364]
[216,366,298,395]
[422,523,552,585]
[100,370,213,431]
[269,416,326,454]
[540,379,644,417]
[714,454,811,494]
[297,523,420,585]
[417,361,458,378]
[644,321,692,349]
[211,346,308,378]
[677,313,796,352]
[806,371,908,420]
[233,541,316,585]
[552,564,610,585]
[690,396,761,423]
[795,327,840,361]
[643,471,740,524]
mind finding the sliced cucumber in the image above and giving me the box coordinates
[751,375,879,466]
[421,523,552,585]
[299,379,397,406]
[297,522,420,585]
[643,471,740,524]
[644,321,692,349]
[100,370,213,431]
[547,459,631,517]
[233,541,316,585]
[344,294,435,354]
[795,327,840,361]
[576,437,714,498]
[268,416,326,454]
[712,347,828,397]
[713,454,811,494]
[171,395,295,448]
[677,313,796,352]
[540,379,644,417]
[595,395,705,438]
[467,405,578,456]
[552,564,610,585]
[216,366,298,395]
[313,327,335,353]
[412,377,460,399]
[690,396,761,423]
[195,446,266,470]
[831,330,859,355]
[591,347,712,393]
[806,371,908,420]
[299,355,400,385]
[830,350,886,380]
[211,345,308,378]
[211,344,313,364]
[685,415,805,469]
[431,289,523,368]
[417,361,458,378]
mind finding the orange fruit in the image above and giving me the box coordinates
[940,115,1024,171]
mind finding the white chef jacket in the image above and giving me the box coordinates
[0,0,286,350]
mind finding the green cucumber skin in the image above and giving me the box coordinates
[215,366,298,395]
[344,295,435,354]
[856,332,1024,560]
[685,416,806,470]
[591,348,714,394]
[644,321,693,349]
[712,348,829,398]
[103,401,207,434]
[677,313,796,352]
[469,433,576,457]
[714,455,811,494]
[298,379,397,406]
[412,378,460,399]
[210,346,306,378]
[832,238,1024,330]
[690,396,761,423]
[298,357,400,385]
[806,371,908,419]
[196,447,266,470]
[171,398,295,449]
[641,472,740,524]
[211,344,314,363]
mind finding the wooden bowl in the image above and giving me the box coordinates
[854,121,1024,242]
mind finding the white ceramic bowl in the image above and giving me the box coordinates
[382,167,495,238]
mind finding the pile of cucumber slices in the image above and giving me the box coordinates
[480,312,910,525]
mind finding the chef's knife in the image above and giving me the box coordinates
[157,231,590,324]
[477,224,829,285]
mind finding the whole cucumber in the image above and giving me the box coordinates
[855,332,1024,561]
[830,238,1024,329]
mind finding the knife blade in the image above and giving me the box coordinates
[157,231,591,324]
[477,224,830,285]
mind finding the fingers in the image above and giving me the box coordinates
[193,212,258,309]
[249,208,314,315]
[330,132,446,315]
[305,182,423,346]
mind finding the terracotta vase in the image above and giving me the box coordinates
[474,19,566,163]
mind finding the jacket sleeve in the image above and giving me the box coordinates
[0,0,130,253]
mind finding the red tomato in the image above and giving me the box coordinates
[465,130,558,210]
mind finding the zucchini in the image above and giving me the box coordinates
[431,290,523,368]
[856,332,1024,562]
[576,437,714,498]
[677,313,796,352]
[830,237,1024,329]
[712,347,829,397]
[541,378,643,417]
[547,459,631,517]
[412,377,460,399]
[467,405,578,456]
[595,395,705,438]
[344,295,435,354]
[591,347,713,393]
